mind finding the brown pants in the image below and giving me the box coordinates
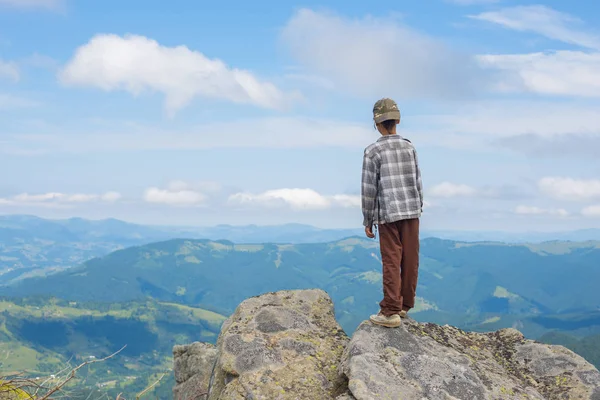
[378,218,420,317]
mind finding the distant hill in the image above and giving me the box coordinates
[4,213,600,246]
[423,228,600,243]
[0,215,365,283]
[0,215,182,283]
[0,215,364,245]
[3,215,600,283]
[3,237,600,339]
[0,215,173,244]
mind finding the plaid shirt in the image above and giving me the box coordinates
[362,135,423,226]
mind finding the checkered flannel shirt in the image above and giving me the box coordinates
[361,135,423,227]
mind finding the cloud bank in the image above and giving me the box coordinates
[539,177,600,202]
[60,34,292,115]
[0,191,121,207]
[471,6,600,50]
[515,205,569,217]
[228,188,360,211]
[281,9,486,100]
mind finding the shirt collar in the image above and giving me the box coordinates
[377,134,403,142]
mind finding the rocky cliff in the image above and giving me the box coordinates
[173,289,600,400]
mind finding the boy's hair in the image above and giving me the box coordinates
[380,119,397,131]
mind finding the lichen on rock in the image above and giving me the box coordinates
[342,318,600,400]
[207,289,349,400]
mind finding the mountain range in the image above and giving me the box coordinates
[3,236,600,339]
[4,214,600,246]
[3,214,600,284]
[2,214,600,398]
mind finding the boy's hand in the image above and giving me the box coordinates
[365,226,375,239]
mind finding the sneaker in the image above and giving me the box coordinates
[399,310,408,319]
[370,312,401,328]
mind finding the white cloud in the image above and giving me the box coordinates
[471,6,600,50]
[228,188,360,211]
[143,185,206,206]
[281,9,485,99]
[515,205,569,217]
[101,191,122,202]
[13,192,65,202]
[64,193,99,203]
[539,177,600,201]
[472,6,600,98]
[406,100,600,155]
[167,180,221,194]
[0,60,19,82]
[428,182,478,198]
[0,191,122,207]
[331,194,361,209]
[0,0,62,9]
[581,205,600,217]
[59,34,292,115]
[478,51,600,97]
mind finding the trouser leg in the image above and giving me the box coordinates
[378,222,403,316]
[400,218,420,310]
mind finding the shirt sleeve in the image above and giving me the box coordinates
[413,148,423,210]
[361,151,378,227]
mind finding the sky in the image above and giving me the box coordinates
[1,0,600,231]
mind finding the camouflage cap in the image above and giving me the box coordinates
[373,98,401,124]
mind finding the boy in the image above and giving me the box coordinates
[362,98,423,328]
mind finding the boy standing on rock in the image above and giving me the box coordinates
[361,98,423,328]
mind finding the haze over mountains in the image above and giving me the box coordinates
[4,214,600,244]
[3,214,600,285]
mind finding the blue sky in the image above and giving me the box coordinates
[1,0,600,231]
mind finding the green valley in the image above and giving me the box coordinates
[0,297,225,399]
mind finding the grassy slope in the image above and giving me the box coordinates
[0,298,226,399]
[3,238,600,334]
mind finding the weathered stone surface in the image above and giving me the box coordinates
[175,289,600,400]
[335,393,357,400]
[342,318,600,400]
[207,289,349,400]
[173,342,218,400]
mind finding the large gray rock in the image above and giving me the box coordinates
[174,289,600,399]
[342,318,600,400]
[207,289,349,400]
[173,342,218,400]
